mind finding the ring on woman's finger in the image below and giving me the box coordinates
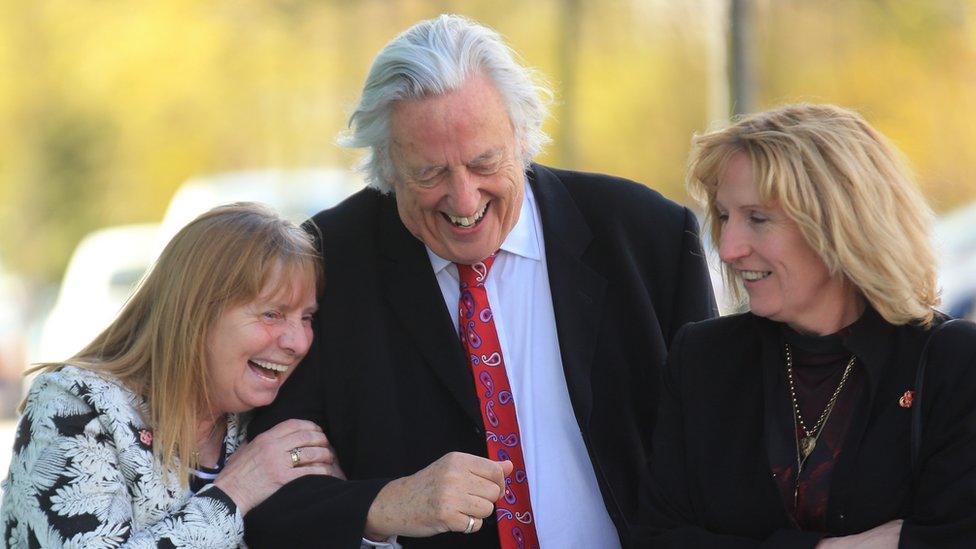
[462,515,476,535]
[289,447,303,468]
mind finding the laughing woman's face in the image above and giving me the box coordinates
[205,269,317,415]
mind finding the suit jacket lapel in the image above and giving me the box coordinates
[376,194,483,426]
[530,165,607,430]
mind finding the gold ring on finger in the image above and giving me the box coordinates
[289,447,302,468]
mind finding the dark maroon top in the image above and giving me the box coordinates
[768,324,866,531]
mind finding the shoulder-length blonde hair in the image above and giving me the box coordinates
[687,103,938,326]
[27,202,323,480]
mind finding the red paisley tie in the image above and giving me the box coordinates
[457,254,541,549]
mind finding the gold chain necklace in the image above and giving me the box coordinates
[785,343,856,465]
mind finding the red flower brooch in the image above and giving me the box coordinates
[899,390,915,409]
[138,429,153,446]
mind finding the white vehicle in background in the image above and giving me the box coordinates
[35,224,161,367]
[156,168,362,253]
[36,168,363,371]
[934,201,976,320]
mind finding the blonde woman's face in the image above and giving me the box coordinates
[715,153,860,335]
[205,270,317,415]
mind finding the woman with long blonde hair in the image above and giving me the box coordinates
[639,104,976,547]
[1,203,342,547]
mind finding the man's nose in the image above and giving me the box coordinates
[446,169,481,215]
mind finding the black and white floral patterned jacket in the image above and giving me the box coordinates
[1,365,246,548]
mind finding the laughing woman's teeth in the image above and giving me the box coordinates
[741,270,771,281]
[251,359,288,373]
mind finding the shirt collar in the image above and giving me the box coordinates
[426,176,543,274]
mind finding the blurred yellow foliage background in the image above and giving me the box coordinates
[1,0,975,286]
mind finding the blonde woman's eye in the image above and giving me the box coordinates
[263,311,283,321]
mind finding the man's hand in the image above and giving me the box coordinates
[816,519,902,549]
[364,452,513,540]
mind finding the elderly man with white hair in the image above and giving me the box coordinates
[245,14,716,549]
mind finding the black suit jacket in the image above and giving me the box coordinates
[245,164,717,548]
[637,309,976,548]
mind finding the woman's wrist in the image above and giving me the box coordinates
[214,477,253,516]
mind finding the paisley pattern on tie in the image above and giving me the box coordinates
[457,255,541,549]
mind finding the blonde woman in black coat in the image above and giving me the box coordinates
[639,104,976,548]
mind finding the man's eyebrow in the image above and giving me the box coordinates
[469,149,503,165]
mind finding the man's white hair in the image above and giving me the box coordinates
[339,14,553,193]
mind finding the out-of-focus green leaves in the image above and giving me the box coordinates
[0,0,974,285]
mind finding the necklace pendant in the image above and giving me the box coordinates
[800,435,817,461]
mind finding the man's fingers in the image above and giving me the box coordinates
[499,459,514,476]
[461,493,496,519]
[466,474,504,503]
[453,513,483,534]
[465,456,508,487]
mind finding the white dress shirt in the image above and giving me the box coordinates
[424,182,621,548]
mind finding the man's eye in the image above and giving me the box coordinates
[472,163,499,175]
[415,168,444,186]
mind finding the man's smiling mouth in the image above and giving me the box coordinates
[443,202,490,228]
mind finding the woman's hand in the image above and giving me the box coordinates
[816,520,902,549]
[214,419,344,515]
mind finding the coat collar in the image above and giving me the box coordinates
[374,191,482,425]
[755,306,896,401]
[530,164,606,429]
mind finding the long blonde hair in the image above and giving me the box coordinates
[687,103,938,326]
[27,202,323,480]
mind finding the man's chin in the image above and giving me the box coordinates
[429,233,499,265]
[437,245,496,265]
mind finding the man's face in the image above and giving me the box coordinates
[388,72,524,265]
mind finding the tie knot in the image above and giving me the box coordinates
[456,254,496,287]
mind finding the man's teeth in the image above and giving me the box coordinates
[741,270,771,281]
[251,359,288,373]
[447,204,488,228]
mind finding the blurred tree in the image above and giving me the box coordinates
[0,0,974,291]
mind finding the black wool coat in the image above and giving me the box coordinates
[637,309,976,548]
